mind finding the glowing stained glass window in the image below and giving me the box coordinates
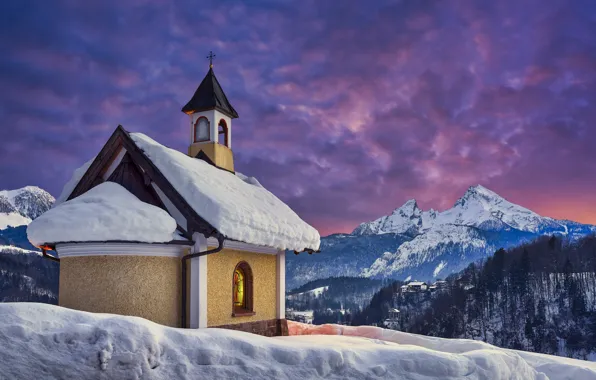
[233,268,245,307]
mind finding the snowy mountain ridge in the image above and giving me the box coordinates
[0,186,54,230]
[353,185,565,236]
[287,185,596,287]
[357,185,596,278]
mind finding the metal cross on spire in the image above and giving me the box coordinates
[207,51,216,68]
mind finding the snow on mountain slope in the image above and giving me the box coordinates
[362,223,488,277]
[358,185,596,279]
[0,303,575,380]
[355,185,567,236]
[286,233,412,289]
[439,185,563,233]
[286,185,596,287]
[352,199,437,235]
[0,187,54,230]
[0,195,30,229]
[292,286,329,297]
[0,245,40,255]
[0,211,30,230]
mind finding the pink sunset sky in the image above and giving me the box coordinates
[0,0,595,235]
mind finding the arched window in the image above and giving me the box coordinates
[233,261,253,315]
[194,117,210,142]
[218,119,228,147]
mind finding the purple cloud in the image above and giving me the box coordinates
[1,0,596,235]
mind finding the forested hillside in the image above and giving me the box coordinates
[0,226,36,250]
[0,246,58,303]
[286,276,386,324]
[353,235,596,360]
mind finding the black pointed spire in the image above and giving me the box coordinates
[181,67,239,118]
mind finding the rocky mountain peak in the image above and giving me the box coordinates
[454,185,503,207]
[392,199,421,218]
[352,184,564,237]
[352,199,425,236]
[0,186,55,221]
[0,196,17,214]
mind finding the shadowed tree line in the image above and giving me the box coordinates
[287,276,387,325]
[353,235,596,360]
[0,247,58,303]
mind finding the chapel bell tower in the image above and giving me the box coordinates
[182,51,238,172]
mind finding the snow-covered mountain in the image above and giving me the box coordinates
[0,187,58,304]
[0,186,54,229]
[361,185,596,279]
[354,185,566,237]
[0,207,29,231]
[287,185,596,287]
[286,233,411,290]
[352,199,438,235]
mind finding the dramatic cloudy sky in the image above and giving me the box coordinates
[1,0,595,235]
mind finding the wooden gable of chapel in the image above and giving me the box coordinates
[106,153,163,207]
[67,125,220,240]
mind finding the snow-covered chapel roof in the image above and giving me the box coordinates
[28,182,178,246]
[129,133,320,252]
[29,127,320,252]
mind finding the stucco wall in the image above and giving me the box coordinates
[206,248,277,326]
[59,256,181,327]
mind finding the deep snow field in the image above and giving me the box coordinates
[0,303,594,380]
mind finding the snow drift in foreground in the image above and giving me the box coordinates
[27,182,178,246]
[288,322,596,380]
[0,304,594,379]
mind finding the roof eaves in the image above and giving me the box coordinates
[40,239,194,250]
[180,68,239,118]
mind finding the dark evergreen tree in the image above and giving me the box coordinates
[353,234,596,360]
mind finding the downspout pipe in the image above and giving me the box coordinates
[181,233,224,328]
